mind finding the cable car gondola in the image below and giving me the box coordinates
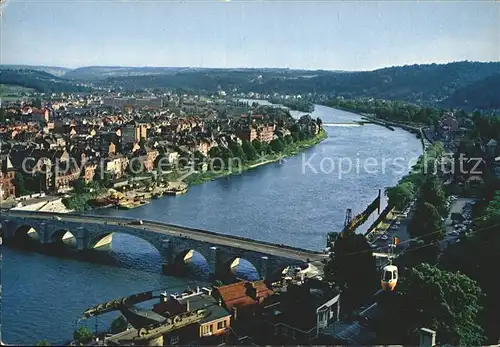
[381,264,398,291]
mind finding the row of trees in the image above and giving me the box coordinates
[325,98,444,125]
[385,142,446,210]
[440,190,500,343]
[206,126,320,168]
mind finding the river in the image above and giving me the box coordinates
[2,104,423,344]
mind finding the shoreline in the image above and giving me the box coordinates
[64,129,328,211]
[183,129,328,186]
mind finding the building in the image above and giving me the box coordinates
[258,279,340,344]
[151,287,232,345]
[236,123,276,143]
[0,156,16,201]
[122,123,147,146]
[212,280,274,320]
[103,97,163,109]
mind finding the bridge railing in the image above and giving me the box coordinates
[3,210,324,256]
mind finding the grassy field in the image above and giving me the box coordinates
[0,84,35,100]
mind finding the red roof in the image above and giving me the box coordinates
[215,281,273,311]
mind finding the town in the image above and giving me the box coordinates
[1,0,499,345]
[0,91,324,211]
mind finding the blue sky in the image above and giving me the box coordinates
[1,0,498,70]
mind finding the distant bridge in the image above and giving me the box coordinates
[0,210,327,280]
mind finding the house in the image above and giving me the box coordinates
[0,156,16,200]
[151,287,232,345]
[52,161,81,193]
[212,280,273,320]
[258,279,340,344]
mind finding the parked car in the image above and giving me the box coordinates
[381,235,389,240]
[130,219,144,225]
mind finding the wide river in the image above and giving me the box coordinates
[3,104,422,344]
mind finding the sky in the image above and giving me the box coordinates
[0,0,498,71]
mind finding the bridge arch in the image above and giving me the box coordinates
[172,249,211,277]
[13,224,39,242]
[50,229,76,246]
[228,257,260,281]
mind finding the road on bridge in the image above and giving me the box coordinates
[3,211,329,264]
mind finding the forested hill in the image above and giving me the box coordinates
[441,73,500,111]
[95,61,500,107]
[1,61,499,110]
[0,69,89,94]
[241,61,500,105]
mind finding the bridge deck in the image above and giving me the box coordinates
[2,211,328,263]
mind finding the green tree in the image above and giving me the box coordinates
[440,191,500,342]
[72,178,86,194]
[419,175,448,216]
[408,202,445,245]
[242,141,258,161]
[110,315,128,334]
[252,140,264,155]
[14,172,29,197]
[128,158,143,175]
[229,143,246,161]
[385,181,415,210]
[32,98,42,108]
[270,138,285,153]
[323,232,379,312]
[400,264,484,346]
[73,326,93,345]
[36,340,51,346]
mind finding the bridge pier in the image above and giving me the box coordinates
[160,239,174,274]
[38,222,49,244]
[258,256,269,280]
[76,227,89,251]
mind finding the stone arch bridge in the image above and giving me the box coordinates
[0,210,327,281]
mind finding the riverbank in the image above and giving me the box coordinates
[183,129,328,186]
[58,130,327,211]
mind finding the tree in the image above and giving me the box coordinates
[72,178,86,194]
[73,326,93,345]
[36,340,51,346]
[440,191,500,343]
[399,264,484,346]
[408,202,444,245]
[252,140,264,155]
[242,141,258,161]
[110,315,128,334]
[14,172,29,197]
[270,138,285,153]
[229,142,246,161]
[385,181,415,210]
[32,98,42,108]
[419,175,447,216]
[128,157,143,175]
[323,232,379,312]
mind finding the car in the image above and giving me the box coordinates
[53,216,62,221]
[370,243,378,249]
[381,235,388,240]
[130,219,144,225]
[390,224,398,230]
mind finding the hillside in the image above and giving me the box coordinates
[1,61,499,110]
[92,61,500,107]
[64,66,195,79]
[441,73,500,111]
[0,65,71,77]
[0,69,89,94]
